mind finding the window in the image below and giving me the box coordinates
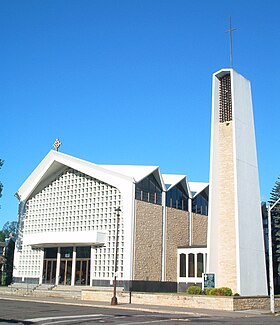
[135,173,162,205]
[166,183,189,211]
[192,189,208,216]
[179,253,186,277]
[44,248,58,259]
[76,246,91,258]
[197,253,204,277]
[188,254,195,277]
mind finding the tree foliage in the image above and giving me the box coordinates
[270,176,280,214]
[269,176,280,280]
[0,221,18,242]
[0,159,3,199]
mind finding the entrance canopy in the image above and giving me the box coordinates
[24,231,106,248]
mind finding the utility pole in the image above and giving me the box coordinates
[267,197,280,313]
[111,207,121,305]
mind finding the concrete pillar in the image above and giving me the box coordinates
[55,247,61,285]
[71,247,76,286]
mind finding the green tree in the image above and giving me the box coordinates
[269,176,280,292]
[0,221,18,241]
[0,159,3,200]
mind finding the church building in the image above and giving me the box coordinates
[13,150,208,291]
[13,68,268,296]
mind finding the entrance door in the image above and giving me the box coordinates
[59,259,72,285]
[75,259,90,285]
[43,259,57,284]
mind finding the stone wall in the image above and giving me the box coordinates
[218,122,237,292]
[133,200,162,281]
[165,207,189,282]
[82,290,280,311]
[191,213,207,246]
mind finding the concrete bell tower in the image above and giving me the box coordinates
[207,68,268,296]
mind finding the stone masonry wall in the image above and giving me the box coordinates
[218,122,237,292]
[165,207,189,282]
[192,213,207,246]
[133,200,163,281]
[82,290,280,311]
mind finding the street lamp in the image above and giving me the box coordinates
[111,207,121,305]
[268,197,280,314]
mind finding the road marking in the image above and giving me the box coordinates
[25,314,104,322]
[170,319,190,322]
[40,317,105,325]
[117,320,172,325]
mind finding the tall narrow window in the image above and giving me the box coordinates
[219,73,232,122]
[179,253,186,277]
[188,253,195,277]
[197,253,204,277]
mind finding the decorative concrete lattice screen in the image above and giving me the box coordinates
[219,73,232,123]
[18,168,124,280]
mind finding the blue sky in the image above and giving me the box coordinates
[1,0,280,227]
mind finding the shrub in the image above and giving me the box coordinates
[219,287,232,296]
[187,286,203,295]
[204,288,214,295]
[204,287,232,296]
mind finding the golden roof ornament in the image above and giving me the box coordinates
[53,138,62,151]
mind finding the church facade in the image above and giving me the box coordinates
[14,150,208,291]
[13,68,268,296]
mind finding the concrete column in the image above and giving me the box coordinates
[71,247,76,286]
[55,247,61,285]
[90,246,95,286]
[39,249,44,284]
[188,198,192,246]
[161,191,166,281]
[195,253,198,278]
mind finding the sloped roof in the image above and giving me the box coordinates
[16,150,135,201]
[16,151,166,201]
[188,182,209,198]
[100,164,159,183]
[161,174,186,189]
[162,174,191,197]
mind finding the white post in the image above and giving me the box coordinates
[268,197,280,314]
[90,246,95,287]
[71,247,76,286]
[55,248,61,286]
[161,191,166,281]
[268,203,275,314]
[188,198,192,246]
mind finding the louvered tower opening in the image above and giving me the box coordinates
[219,73,232,122]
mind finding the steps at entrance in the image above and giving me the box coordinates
[32,285,84,300]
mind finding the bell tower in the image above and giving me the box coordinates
[207,68,268,296]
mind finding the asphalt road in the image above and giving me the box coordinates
[0,297,279,325]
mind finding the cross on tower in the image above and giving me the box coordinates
[226,17,237,67]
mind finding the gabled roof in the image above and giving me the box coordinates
[101,164,165,190]
[100,165,159,183]
[16,151,167,202]
[16,150,135,202]
[188,182,209,198]
[162,174,191,197]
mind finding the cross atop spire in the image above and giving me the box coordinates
[226,17,237,67]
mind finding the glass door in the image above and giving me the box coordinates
[59,259,72,285]
[75,259,90,285]
[42,259,57,284]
